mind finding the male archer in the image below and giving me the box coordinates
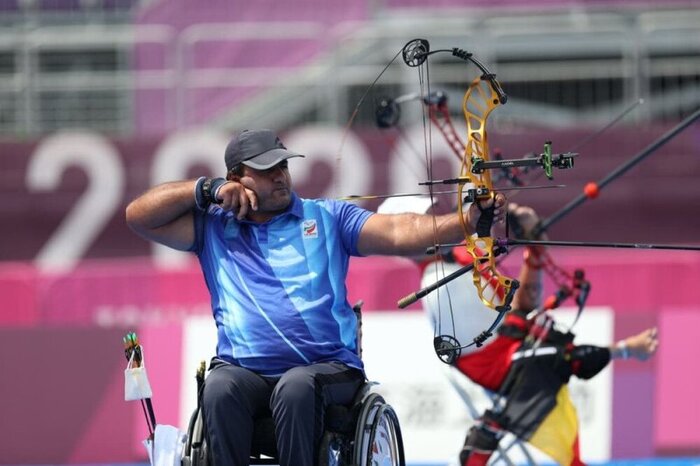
[126,128,507,466]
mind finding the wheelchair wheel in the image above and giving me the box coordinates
[182,387,405,466]
[318,431,350,466]
[353,392,405,466]
[182,407,211,466]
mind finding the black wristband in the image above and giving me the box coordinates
[205,178,227,205]
[195,177,227,210]
[194,176,207,211]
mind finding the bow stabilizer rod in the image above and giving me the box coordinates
[397,249,509,309]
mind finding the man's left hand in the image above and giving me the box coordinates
[467,192,507,235]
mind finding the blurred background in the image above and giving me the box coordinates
[0,0,699,465]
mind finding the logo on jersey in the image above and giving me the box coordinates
[302,220,318,239]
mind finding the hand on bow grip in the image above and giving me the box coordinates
[467,192,507,238]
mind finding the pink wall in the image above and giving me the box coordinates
[655,309,700,453]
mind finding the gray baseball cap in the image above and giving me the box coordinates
[225,129,305,171]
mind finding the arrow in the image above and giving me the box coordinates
[341,184,565,201]
[498,238,700,251]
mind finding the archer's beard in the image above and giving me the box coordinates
[260,189,292,213]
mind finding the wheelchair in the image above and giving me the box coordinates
[181,304,405,466]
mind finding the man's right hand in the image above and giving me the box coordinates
[216,180,258,220]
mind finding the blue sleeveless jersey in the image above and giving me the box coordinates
[191,194,372,376]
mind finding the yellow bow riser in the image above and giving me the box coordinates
[463,77,498,192]
[456,77,519,312]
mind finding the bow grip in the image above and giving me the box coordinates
[475,199,496,238]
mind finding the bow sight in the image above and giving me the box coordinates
[471,142,577,180]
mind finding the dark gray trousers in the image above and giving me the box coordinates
[202,361,364,466]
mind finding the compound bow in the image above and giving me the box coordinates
[384,39,585,363]
[388,39,700,363]
[339,37,700,364]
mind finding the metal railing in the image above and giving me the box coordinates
[0,5,697,136]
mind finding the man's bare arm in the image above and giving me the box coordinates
[357,194,506,256]
[125,180,197,251]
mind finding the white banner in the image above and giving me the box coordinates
[361,307,613,464]
[179,307,613,464]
